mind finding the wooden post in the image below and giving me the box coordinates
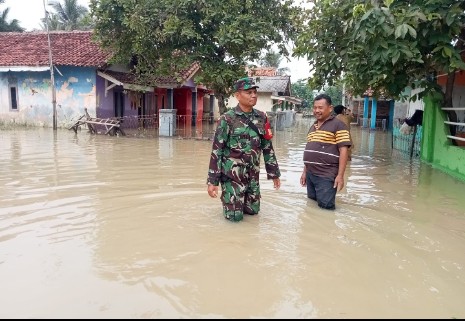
[410,125,417,159]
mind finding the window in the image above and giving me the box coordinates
[9,85,18,111]
[114,91,125,118]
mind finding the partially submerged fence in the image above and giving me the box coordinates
[358,117,387,131]
[392,119,422,158]
[116,114,217,140]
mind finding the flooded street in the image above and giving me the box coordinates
[1,116,465,318]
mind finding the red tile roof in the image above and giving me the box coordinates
[247,67,278,77]
[149,61,201,87]
[0,31,111,68]
[0,31,202,87]
[101,62,201,87]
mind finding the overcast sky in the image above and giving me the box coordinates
[3,0,310,81]
[4,0,90,31]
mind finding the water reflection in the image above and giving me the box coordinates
[0,117,464,318]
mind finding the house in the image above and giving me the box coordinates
[0,31,211,136]
[421,69,465,181]
[96,62,209,135]
[225,67,302,114]
[346,67,465,182]
[0,31,109,127]
[346,88,396,131]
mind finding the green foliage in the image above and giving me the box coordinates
[255,49,290,75]
[89,0,304,114]
[0,0,24,32]
[291,79,314,107]
[258,50,282,68]
[293,0,465,101]
[323,83,343,106]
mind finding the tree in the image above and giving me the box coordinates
[89,0,304,114]
[291,79,314,108]
[42,0,92,31]
[323,83,343,106]
[257,49,291,75]
[0,0,24,32]
[293,0,465,129]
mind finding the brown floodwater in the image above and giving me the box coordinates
[1,116,464,318]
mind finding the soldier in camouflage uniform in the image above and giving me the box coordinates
[207,77,281,222]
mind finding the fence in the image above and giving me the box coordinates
[392,119,422,158]
[358,117,387,131]
[116,114,217,139]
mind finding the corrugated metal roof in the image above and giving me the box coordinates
[254,76,291,95]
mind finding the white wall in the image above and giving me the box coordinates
[208,92,275,120]
[225,92,272,113]
[393,87,425,123]
[0,67,97,127]
[403,85,465,130]
[0,77,8,113]
[407,87,425,117]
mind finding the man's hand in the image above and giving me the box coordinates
[300,171,307,187]
[333,175,345,192]
[207,184,218,198]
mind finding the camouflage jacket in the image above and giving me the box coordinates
[207,105,281,186]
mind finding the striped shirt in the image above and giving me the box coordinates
[303,115,351,178]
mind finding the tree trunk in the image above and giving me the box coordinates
[216,93,227,115]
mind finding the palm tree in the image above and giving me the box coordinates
[43,0,91,31]
[0,0,24,32]
[258,49,290,76]
[40,13,63,31]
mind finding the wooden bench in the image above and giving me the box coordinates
[69,109,126,136]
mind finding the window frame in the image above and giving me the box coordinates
[8,83,19,112]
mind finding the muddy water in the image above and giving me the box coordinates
[1,116,464,318]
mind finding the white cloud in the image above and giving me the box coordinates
[281,56,311,83]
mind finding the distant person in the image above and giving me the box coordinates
[346,108,355,123]
[334,105,353,161]
[300,95,351,210]
[207,77,281,222]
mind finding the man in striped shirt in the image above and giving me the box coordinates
[300,94,351,210]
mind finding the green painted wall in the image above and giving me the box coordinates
[421,96,465,182]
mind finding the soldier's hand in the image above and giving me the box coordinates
[273,178,280,190]
[207,184,218,198]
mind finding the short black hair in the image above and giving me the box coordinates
[333,105,345,115]
[314,93,332,105]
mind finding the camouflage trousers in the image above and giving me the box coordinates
[220,171,261,222]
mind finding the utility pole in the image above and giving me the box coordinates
[43,0,57,130]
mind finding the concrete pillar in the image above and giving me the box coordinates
[389,100,395,130]
[284,110,293,128]
[363,96,369,128]
[276,111,286,131]
[167,89,174,109]
[191,90,197,126]
[159,109,177,136]
[370,98,378,130]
